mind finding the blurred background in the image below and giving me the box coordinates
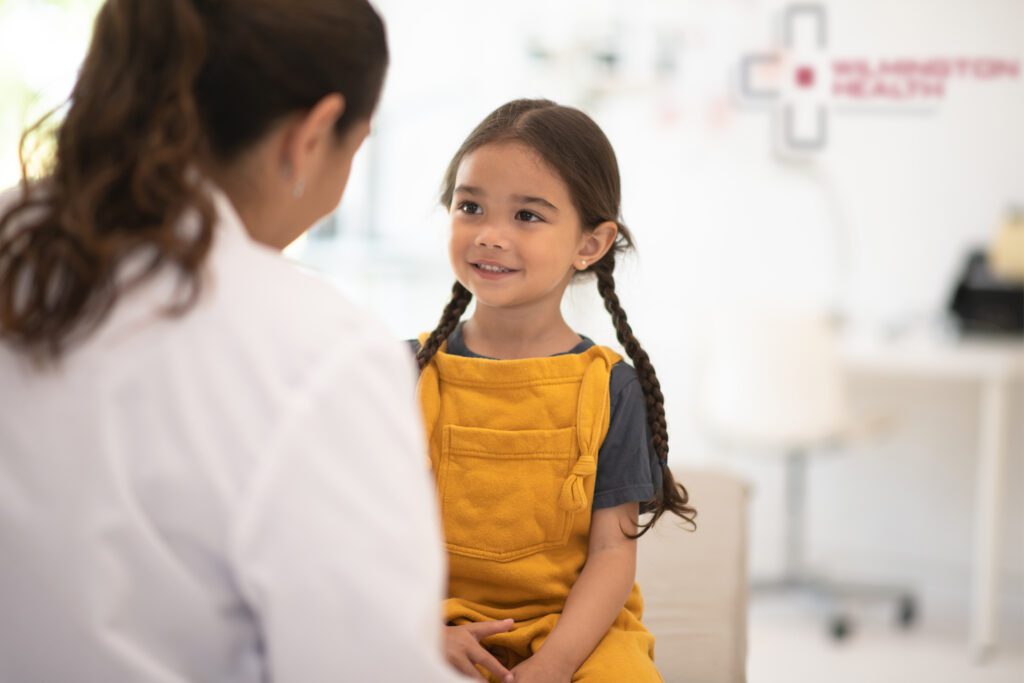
[2,0,1021,681]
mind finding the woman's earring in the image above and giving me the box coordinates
[580,260,588,270]
[292,178,306,199]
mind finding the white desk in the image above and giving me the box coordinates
[841,330,1024,660]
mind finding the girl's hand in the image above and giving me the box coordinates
[444,619,515,682]
[510,651,573,683]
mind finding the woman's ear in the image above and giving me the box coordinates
[279,93,346,184]
[575,220,619,269]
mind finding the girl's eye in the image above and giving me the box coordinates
[515,210,542,223]
[457,201,482,215]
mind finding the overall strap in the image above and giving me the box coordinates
[415,334,443,455]
[557,349,616,513]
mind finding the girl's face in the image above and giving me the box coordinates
[448,141,590,312]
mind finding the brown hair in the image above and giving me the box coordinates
[0,0,388,362]
[417,98,696,535]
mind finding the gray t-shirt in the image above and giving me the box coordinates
[411,324,662,510]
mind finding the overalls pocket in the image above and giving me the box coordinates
[438,424,577,562]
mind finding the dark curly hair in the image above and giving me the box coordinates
[0,0,388,362]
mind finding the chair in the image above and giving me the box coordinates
[638,467,749,683]
[695,310,916,639]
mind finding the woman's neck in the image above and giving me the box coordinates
[463,304,581,360]
[202,147,291,249]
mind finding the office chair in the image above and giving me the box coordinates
[697,310,917,639]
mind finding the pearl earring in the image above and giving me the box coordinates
[580,260,588,269]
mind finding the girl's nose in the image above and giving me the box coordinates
[474,222,508,249]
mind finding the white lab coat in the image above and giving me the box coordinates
[0,187,461,682]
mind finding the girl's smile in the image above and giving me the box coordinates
[470,259,520,279]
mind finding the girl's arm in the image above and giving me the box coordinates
[513,501,639,681]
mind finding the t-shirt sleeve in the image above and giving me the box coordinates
[592,361,663,511]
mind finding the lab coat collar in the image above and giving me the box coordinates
[206,183,253,245]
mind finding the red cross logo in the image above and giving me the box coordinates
[738,4,829,152]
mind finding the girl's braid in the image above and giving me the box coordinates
[416,281,473,370]
[593,253,696,534]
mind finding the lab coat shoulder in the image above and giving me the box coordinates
[196,212,457,680]
[198,222,398,395]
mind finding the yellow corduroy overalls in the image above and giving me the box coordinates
[417,338,660,682]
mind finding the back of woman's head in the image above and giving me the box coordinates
[422,99,696,534]
[0,0,388,362]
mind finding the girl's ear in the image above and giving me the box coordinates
[575,220,619,269]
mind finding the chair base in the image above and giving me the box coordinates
[756,450,920,640]
[752,571,918,640]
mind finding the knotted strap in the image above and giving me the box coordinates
[558,353,613,512]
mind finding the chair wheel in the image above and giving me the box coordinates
[897,595,917,628]
[828,615,853,640]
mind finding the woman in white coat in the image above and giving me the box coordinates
[0,1,463,681]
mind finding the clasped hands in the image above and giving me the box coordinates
[444,620,572,683]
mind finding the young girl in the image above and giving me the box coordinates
[414,99,696,682]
